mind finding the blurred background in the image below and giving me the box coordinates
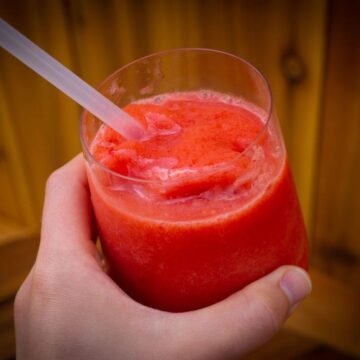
[0,0,359,358]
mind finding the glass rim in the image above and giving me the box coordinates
[80,47,273,184]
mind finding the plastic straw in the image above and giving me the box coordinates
[0,18,144,140]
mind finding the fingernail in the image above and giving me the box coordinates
[280,268,312,311]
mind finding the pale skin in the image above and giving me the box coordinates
[14,155,312,360]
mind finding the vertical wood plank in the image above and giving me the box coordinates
[142,0,185,52]
[0,3,57,218]
[286,269,360,357]
[0,0,82,217]
[0,86,36,227]
[0,301,15,360]
[244,329,319,360]
[196,0,233,53]
[65,0,124,85]
[313,0,360,289]
[230,0,327,229]
[0,98,19,220]
[110,0,142,63]
[36,0,81,160]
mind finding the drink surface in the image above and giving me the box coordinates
[88,90,308,311]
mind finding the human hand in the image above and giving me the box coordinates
[14,155,312,360]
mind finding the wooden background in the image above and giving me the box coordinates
[0,0,359,358]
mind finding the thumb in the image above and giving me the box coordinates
[169,266,312,360]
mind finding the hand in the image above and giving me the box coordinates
[14,155,312,360]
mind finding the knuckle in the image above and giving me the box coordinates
[30,264,64,308]
[33,264,55,291]
[17,266,70,347]
[243,290,287,336]
[45,168,64,192]
[254,296,283,334]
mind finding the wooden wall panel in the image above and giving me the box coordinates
[286,269,360,357]
[66,0,121,85]
[0,0,81,218]
[0,300,15,360]
[0,111,18,220]
[313,0,360,290]
[0,0,326,225]
[229,0,327,229]
[0,69,37,227]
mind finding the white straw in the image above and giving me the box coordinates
[0,18,144,140]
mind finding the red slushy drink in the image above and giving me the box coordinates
[85,88,307,312]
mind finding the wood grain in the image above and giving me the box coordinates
[0,86,36,227]
[286,269,360,357]
[0,229,38,359]
[0,1,78,219]
[0,108,18,221]
[0,0,326,226]
[0,300,15,360]
[312,0,360,289]
[0,229,38,301]
[229,0,327,229]
[244,329,319,360]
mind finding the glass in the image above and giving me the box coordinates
[80,49,308,312]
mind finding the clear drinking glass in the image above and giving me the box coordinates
[80,49,308,312]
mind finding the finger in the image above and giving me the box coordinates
[168,266,312,360]
[38,154,98,261]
